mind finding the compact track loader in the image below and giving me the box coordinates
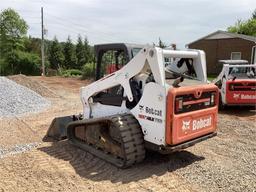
[214,60,256,108]
[46,43,219,168]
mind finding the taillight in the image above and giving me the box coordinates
[210,93,215,105]
[175,97,183,112]
[204,100,210,106]
[175,91,216,114]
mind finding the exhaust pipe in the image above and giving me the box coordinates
[173,76,184,87]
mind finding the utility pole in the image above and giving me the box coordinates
[41,7,45,76]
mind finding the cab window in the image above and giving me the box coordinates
[101,50,127,76]
[131,48,142,58]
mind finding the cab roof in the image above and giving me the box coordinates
[218,60,248,64]
[94,43,145,52]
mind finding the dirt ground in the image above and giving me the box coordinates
[0,75,255,192]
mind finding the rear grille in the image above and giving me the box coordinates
[229,83,256,91]
[175,91,216,114]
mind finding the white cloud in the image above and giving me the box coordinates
[1,0,255,48]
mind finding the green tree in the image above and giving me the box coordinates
[158,37,166,48]
[252,9,256,19]
[8,50,40,75]
[24,36,41,55]
[75,35,86,69]
[63,36,76,69]
[0,8,29,74]
[227,9,256,36]
[82,62,95,79]
[49,36,64,69]
[0,8,28,55]
[84,37,93,63]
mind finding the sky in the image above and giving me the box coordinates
[1,0,255,48]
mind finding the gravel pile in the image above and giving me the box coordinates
[8,75,58,98]
[0,77,50,117]
[0,142,40,159]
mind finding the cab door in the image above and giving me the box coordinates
[93,50,128,107]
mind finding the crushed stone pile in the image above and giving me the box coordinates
[0,77,50,117]
[8,74,58,98]
[0,142,40,159]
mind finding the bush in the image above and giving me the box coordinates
[0,58,8,75]
[2,50,41,75]
[207,74,217,81]
[46,68,58,76]
[60,69,82,77]
[82,62,95,79]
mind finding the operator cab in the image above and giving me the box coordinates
[214,60,256,107]
[218,60,255,79]
[94,43,144,80]
[93,43,144,107]
[93,44,208,108]
[229,66,256,78]
[95,43,201,84]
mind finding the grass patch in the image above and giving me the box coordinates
[60,69,82,77]
[208,74,217,81]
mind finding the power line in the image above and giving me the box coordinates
[28,33,41,36]
[45,13,118,40]
[45,12,161,38]
[28,22,41,24]
[45,23,113,43]
[43,15,117,42]
[16,9,139,43]
[16,10,39,13]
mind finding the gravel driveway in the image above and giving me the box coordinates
[0,76,255,192]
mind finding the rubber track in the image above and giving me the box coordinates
[67,113,145,168]
[111,114,146,167]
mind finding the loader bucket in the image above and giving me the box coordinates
[45,116,74,141]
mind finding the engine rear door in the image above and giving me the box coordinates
[226,80,256,104]
[166,84,218,145]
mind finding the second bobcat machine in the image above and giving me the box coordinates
[214,60,256,108]
[46,43,219,168]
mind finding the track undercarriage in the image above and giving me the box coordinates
[66,114,145,168]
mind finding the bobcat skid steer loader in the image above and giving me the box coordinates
[46,43,219,168]
[213,60,256,108]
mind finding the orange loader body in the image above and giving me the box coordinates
[166,84,218,145]
[225,80,256,105]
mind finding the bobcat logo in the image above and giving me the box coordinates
[139,105,144,111]
[182,120,191,131]
[233,93,240,100]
